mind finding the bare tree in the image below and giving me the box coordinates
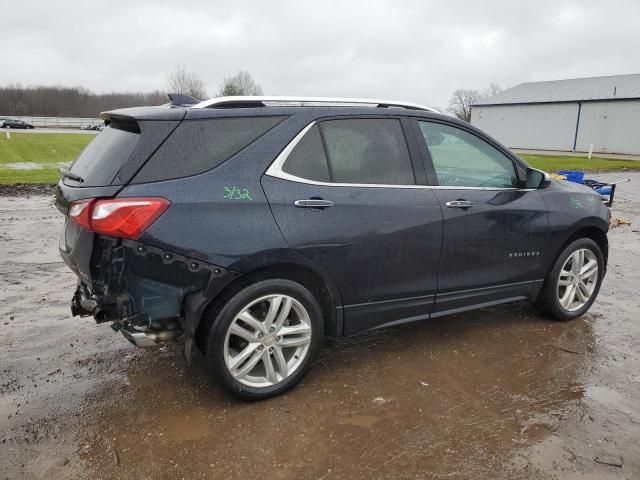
[218,71,263,96]
[447,89,482,122]
[167,65,208,99]
[483,82,503,97]
[0,85,166,117]
[447,83,503,122]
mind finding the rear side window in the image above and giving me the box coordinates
[66,124,139,187]
[282,125,330,182]
[321,119,415,185]
[133,116,285,183]
[280,118,415,185]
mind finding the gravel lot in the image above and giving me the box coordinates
[1,173,639,479]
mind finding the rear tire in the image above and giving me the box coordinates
[535,238,604,321]
[205,279,323,400]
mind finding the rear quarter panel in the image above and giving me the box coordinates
[116,116,308,270]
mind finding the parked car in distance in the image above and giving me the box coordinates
[81,122,105,131]
[2,118,34,129]
[56,95,610,400]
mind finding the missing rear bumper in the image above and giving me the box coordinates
[120,325,181,347]
[68,238,238,352]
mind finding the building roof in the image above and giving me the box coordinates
[473,73,640,106]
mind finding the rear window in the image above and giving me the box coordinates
[66,124,139,187]
[132,116,285,183]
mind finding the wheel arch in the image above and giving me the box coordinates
[194,260,343,353]
[549,219,609,278]
[534,220,608,319]
[569,225,608,264]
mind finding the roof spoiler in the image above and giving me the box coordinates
[99,112,141,133]
[167,93,200,107]
[100,106,187,123]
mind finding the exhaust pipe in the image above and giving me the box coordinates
[71,284,98,317]
[93,308,108,323]
[71,284,112,324]
[121,326,181,347]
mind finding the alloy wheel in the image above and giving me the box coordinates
[557,248,598,312]
[223,294,312,388]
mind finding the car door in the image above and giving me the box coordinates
[412,119,549,316]
[261,117,443,334]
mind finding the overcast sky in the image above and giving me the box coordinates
[2,0,640,109]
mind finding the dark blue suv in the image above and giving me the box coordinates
[56,96,609,399]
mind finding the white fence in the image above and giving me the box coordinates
[0,115,102,129]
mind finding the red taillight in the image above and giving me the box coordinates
[68,197,170,239]
[68,198,94,230]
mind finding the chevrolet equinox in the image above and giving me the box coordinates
[56,95,609,399]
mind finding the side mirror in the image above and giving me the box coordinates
[526,168,551,189]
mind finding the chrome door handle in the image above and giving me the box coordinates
[445,200,475,209]
[294,199,334,209]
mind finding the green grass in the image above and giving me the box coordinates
[0,132,94,184]
[519,154,640,173]
[0,132,639,184]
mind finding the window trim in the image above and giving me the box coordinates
[265,119,537,191]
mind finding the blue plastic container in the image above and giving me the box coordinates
[595,186,612,195]
[558,170,585,184]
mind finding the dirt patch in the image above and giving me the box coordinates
[1,174,639,479]
[2,162,43,170]
[0,183,55,196]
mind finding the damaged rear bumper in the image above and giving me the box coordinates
[68,237,236,350]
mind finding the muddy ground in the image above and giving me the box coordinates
[1,173,639,480]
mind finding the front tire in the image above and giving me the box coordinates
[535,238,604,321]
[205,279,323,400]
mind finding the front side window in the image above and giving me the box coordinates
[419,121,518,188]
[280,118,415,186]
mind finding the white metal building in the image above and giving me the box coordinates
[470,74,640,155]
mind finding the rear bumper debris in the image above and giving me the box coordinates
[68,237,237,350]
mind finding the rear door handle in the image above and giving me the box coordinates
[445,200,475,209]
[294,199,334,209]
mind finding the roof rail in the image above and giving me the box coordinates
[190,96,439,112]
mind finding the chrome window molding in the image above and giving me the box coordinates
[192,95,440,112]
[264,121,535,192]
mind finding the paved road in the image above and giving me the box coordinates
[1,174,639,479]
[1,128,98,135]
[514,148,640,160]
